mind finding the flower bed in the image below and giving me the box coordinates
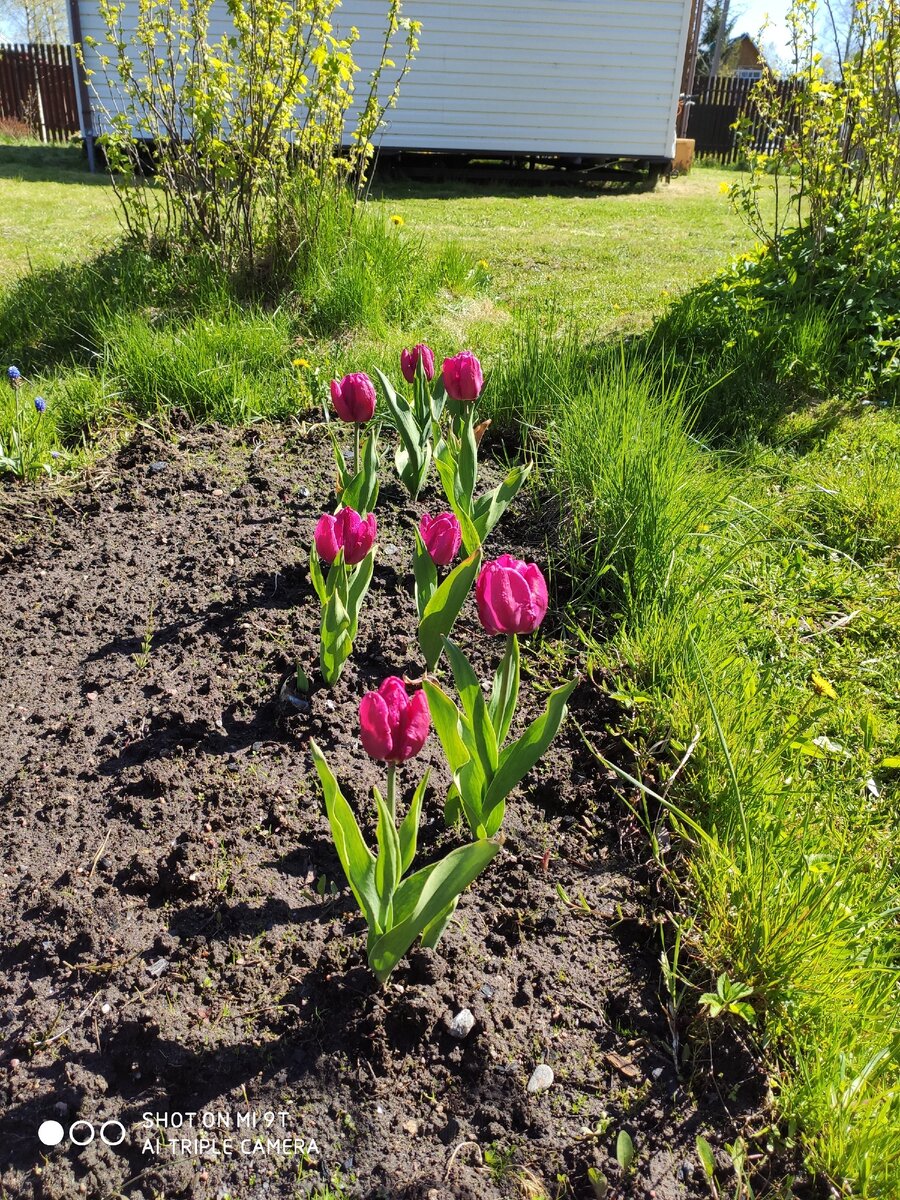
[0,405,777,1197]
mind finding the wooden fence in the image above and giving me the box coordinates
[0,43,80,143]
[687,75,803,162]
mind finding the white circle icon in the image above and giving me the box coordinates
[100,1121,126,1146]
[38,1120,65,1146]
[69,1121,96,1146]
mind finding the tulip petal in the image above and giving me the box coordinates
[379,677,409,733]
[398,689,430,760]
[360,692,394,760]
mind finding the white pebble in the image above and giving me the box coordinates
[527,1064,554,1093]
[448,1008,475,1039]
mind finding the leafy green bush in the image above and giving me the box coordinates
[84,0,419,282]
[652,212,900,437]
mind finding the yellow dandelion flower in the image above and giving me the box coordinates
[292,357,312,369]
[390,214,405,227]
[811,671,838,700]
[478,259,489,270]
[719,181,731,195]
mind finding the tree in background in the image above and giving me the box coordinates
[698,0,740,76]
[0,0,67,41]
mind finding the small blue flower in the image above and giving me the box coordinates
[7,366,21,387]
[34,396,47,414]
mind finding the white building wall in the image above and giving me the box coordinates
[74,0,691,160]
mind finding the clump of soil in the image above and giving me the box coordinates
[0,423,809,1199]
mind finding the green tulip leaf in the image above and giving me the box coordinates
[481,678,578,834]
[373,786,401,931]
[412,528,438,621]
[418,548,482,671]
[489,634,521,744]
[472,462,533,542]
[398,769,429,875]
[309,545,327,605]
[310,741,379,931]
[367,839,500,982]
[443,637,498,774]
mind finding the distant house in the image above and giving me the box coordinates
[720,34,769,81]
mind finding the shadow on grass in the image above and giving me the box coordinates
[0,141,98,181]
[0,242,231,372]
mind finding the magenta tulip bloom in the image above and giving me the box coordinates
[419,511,462,567]
[314,507,377,565]
[330,372,377,424]
[340,507,377,565]
[400,343,435,384]
[442,351,483,403]
[360,677,430,763]
[476,555,549,636]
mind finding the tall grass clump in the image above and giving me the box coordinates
[299,195,478,336]
[489,315,900,1197]
[0,206,480,454]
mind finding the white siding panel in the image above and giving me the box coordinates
[75,0,692,159]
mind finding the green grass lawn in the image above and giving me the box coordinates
[2,141,898,1197]
[0,144,119,286]
[374,170,750,334]
[0,141,750,330]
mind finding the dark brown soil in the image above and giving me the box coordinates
[0,423,804,1200]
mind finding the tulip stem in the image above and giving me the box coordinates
[353,424,361,478]
[386,763,397,822]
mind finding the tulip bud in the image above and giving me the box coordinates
[419,511,462,567]
[330,373,377,424]
[442,351,483,403]
[475,555,548,636]
[359,677,430,763]
[400,343,435,384]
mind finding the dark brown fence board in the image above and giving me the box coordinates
[0,42,79,142]
[688,75,802,162]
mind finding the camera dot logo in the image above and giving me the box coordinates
[38,1121,65,1147]
[38,1119,127,1148]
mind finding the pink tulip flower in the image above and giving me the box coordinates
[314,507,377,565]
[340,507,377,565]
[360,677,430,763]
[400,343,436,384]
[330,372,377,423]
[442,351,483,402]
[475,555,548,636]
[419,511,462,567]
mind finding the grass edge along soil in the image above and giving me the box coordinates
[482,325,900,1199]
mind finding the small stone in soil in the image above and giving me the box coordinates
[147,957,169,978]
[527,1064,554,1093]
[447,1008,476,1039]
[148,461,168,474]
